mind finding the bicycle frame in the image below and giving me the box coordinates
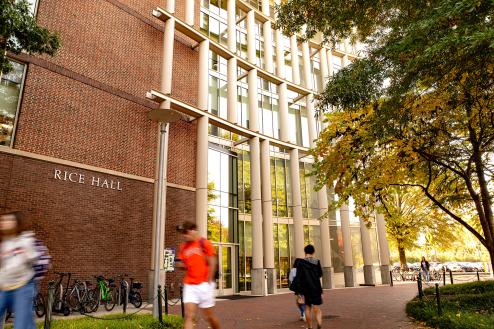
[97,279,111,301]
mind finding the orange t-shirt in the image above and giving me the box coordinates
[178,239,216,285]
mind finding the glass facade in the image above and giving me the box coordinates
[197,0,384,293]
[0,61,25,147]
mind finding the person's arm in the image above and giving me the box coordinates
[317,260,323,278]
[206,255,217,282]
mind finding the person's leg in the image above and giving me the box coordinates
[313,305,322,328]
[202,307,221,329]
[13,280,36,329]
[0,290,10,329]
[305,305,313,328]
[184,303,198,329]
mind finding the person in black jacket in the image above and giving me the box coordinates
[295,244,323,329]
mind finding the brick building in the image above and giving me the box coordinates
[0,0,392,297]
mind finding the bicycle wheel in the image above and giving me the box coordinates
[104,288,117,311]
[130,292,142,308]
[34,293,46,318]
[67,287,82,312]
[52,283,64,312]
[86,288,100,313]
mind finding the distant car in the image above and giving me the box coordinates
[444,262,463,272]
[429,262,443,271]
[409,263,421,271]
[459,262,476,272]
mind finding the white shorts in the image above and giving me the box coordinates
[183,282,216,308]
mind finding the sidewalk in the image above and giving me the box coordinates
[186,283,419,329]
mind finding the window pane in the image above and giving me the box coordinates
[0,61,24,147]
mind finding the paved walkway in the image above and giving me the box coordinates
[179,283,420,329]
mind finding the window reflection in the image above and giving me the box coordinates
[0,61,25,147]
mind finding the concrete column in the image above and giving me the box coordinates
[318,185,334,289]
[166,0,175,13]
[290,35,301,85]
[185,0,194,26]
[376,212,392,284]
[263,22,274,73]
[274,29,285,79]
[290,149,305,259]
[261,0,270,15]
[343,54,351,67]
[247,10,256,65]
[161,18,175,96]
[302,42,312,90]
[248,69,259,131]
[278,83,289,142]
[340,203,356,287]
[250,137,266,296]
[196,40,210,237]
[227,0,236,52]
[360,218,376,285]
[227,58,237,123]
[319,48,329,86]
[327,49,333,77]
[261,139,276,294]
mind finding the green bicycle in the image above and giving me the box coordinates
[87,275,116,312]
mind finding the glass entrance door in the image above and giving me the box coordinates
[215,244,235,295]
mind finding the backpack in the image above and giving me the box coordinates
[199,238,219,280]
[32,239,52,281]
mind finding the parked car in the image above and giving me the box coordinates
[444,262,463,272]
[429,262,444,271]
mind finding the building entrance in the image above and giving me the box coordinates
[214,243,236,295]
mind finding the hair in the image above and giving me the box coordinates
[176,220,197,233]
[304,244,315,255]
[0,211,26,240]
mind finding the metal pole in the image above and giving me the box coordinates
[44,281,56,329]
[158,285,163,323]
[435,283,442,316]
[153,122,169,317]
[443,268,446,286]
[180,284,185,318]
[164,285,169,315]
[477,270,480,282]
[449,270,453,284]
[389,271,394,287]
[123,285,128,314]
[417,274,423,300]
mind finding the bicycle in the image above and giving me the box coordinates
[116,274,130,308]
[67,279,94,314]
[128,277,143,308]
[52,272,72,316]
[89,275,117,312]
[34,291,45,317]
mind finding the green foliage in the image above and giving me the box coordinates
[0,0,60,73]
[407,281,494,329]
[5,314,183,329]
[277,0,494,263]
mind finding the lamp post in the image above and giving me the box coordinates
[148,106,181,317]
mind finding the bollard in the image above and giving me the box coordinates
[435,283,442,316]
[44,280,56,329]
[389,271,394,287]
[443,268,446,286]
[477,270,480,282]
[417,274,423,300]
[180,284,185,318]
[158,285,163,324]
[123,285,128,314]
[449,270,453,284]
[164,285,169,315]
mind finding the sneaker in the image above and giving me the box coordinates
[300,314,306,321]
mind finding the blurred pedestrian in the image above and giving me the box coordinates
[294,245,323,329]
[176,221,220,329]
[421,256,430,282]
[0,211,38,329]
[289,258,306,321]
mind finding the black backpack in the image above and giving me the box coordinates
[199,238,220,280]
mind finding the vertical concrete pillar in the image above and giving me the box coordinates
[274,30,285,79]
[196,40,210,237]
[185,0,194,26]
[247,10,256,65]
[290,35,301,85]
[248,69,259,132]
[340,203,356,287]
[166,0,175,13]
[376,212,392,284]
[278,83,289,142]
[227,0,236,52]
[227,58,237,123]
[319,48,329,85]
[318,186,334,289]
[327,49,333,77]
[290,149,305,259]
[360,218,376,285]
[263,22,274,73]
[250,137,266,295]
[302,42,312,89]
[261,139,276,294]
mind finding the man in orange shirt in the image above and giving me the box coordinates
[177,221,221,329]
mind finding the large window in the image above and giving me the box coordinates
[270,151,292,218]
[0,61,25,147]
[300,162,319,219]
[332,55,343,75]
[258,79,279,138]
[200,0,228,47]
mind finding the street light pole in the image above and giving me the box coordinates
[148,106,181,317]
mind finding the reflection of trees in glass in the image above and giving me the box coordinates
[207,181,221,242]
[237,150,251,214]
[271,156,290,217]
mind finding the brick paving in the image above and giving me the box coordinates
[187,283,419,329]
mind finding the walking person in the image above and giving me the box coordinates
[293,245,323,329]
[0,211,39,329]
[289,258,306,321]
[421,256,430,282]
[176,221,220,329]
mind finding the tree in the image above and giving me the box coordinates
[276,0,494,266]
[0,0,60,73]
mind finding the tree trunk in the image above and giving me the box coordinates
[398,245,408,271]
